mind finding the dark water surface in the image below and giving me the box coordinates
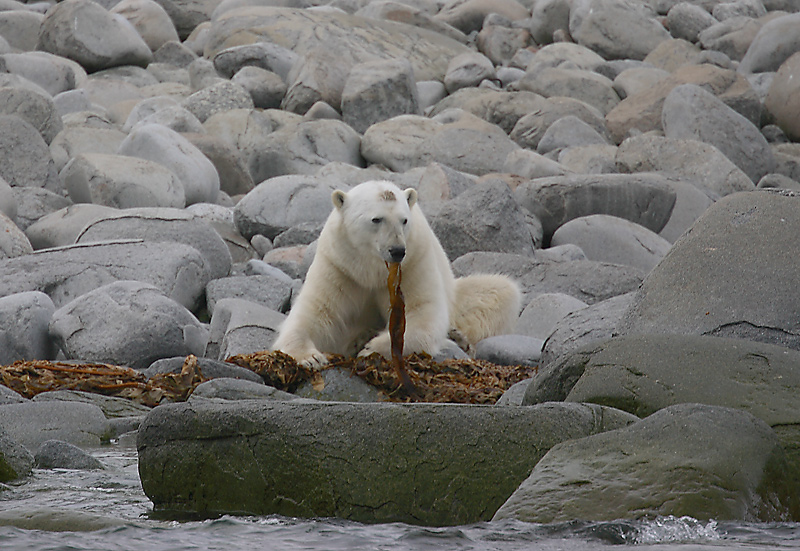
[1,446,799,551]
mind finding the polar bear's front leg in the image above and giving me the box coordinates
[271,322,330,369]
[358,299,450,359]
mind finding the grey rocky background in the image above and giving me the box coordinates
[1,0,800,527]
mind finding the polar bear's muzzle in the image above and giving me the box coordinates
[388,246,406,263]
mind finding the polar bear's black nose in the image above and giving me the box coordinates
[389,246,406,262]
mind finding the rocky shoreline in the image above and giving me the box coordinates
[2,0,800,526]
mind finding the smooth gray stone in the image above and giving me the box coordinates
[0,291,56,364]
[0,83,63,145]
[10,188,72,232]
[0,211,32,260]
[31,390,151,419]
[75,209,232,281]
[430,88,550,135]
[494,403,800,523]
[537,115,610,154]
[444,52,496,93]
[34,440,103,470]
[540,292,634,367]
[0,115,60,192]
[0,427,33,482]
[615,134,755,198]
[429,180,537,261]
[516,292,587,340]
[233,175,337,241]
[247,119,364,181]
[662,83,775,183]
[0,386,28,406]
[118,123,220,206]
[516,66,619,116]
[137,400,636,524]
[738,12,800,74]
[473,335,543,367]
[190,377,297,402]
[0,401,110,451]
[50,125,128,172]
[231,66,287,110]
[61,153,186,209]
[0,240,209,310]
[143,356,263,384]
[48,281,206,370]
[294,368,388,402]
[453,252,643,307]
[24,204,120,250]
[342,59,420,134]
[0,176,14,222]
[495,378,533,406]
[205,298,284,360]
[206,274,293,315]
[616,190,800,351]
[513,173,677,242]
[212,42,298,82]
[550,214,672,272]
[36,0,152,72]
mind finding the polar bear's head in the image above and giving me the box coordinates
[332,180,418,264]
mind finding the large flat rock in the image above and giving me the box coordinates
[137,400,636,525]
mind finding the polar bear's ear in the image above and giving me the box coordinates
[332,190,347,210]
[405,188,418,209]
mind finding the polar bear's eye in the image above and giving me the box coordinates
[401,218,408,225]
[371,217,382,224]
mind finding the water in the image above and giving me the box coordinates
[1,446,799,551]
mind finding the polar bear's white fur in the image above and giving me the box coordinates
[271,180,520,367]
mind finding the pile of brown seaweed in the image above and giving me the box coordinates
[227,351,537,404]
[0,356,206,407]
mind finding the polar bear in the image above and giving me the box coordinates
[271,180,520,367]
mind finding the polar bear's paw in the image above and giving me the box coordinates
[298,351,330,369]
[358,333,392,360]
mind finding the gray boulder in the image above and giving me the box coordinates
[537,115,610,155]
[453,252,644,306]
[513,173,677,242]
[657,179,714,243]
[569,0,671,60]
[48,281,207,370]
[494,403,800,523]
[443,52,496,93]
[75,209,232,281]
[182,80,255,123]
[429,88,550,135]
[50,125,128,172]
[212,42,298,82]
[10,188,72,232]
[540,291,635,366]
[143,356,263,384]
[137,400,636,524]
[61,153,186,209]
[615,134,755,197]
[738,12,800,74]
[231,66,287,110]
[362,110,519,176]
[0,401,110,450]
[617,190,800,350]
[34,440,104,470]
[206,273,293,315]
[0,291,56,364]
[0,427,33,482]
[429,181,537,261]
[0,115,60,191]
[109,0,180,52]
[0,85,63,145]
[248,119,364,181]
[341,59,420,134]
[32,390,151,419]
[0,240,209,309]
[0,386,28,406]
[473,335,543,367]
[205,8,471,82]
[36,0,153,72]
[698,16,762,62]
[662,84,775,182]
[516,292,588,340]
[0,176,14,221]
[516,67,620,116]
[294,368,388,402]
[0,10,43,51]
[205,298,284,360]
[666,2,718,42]
[234,175,337,241]
[510,97,609,152]
[434,0,530,34]
[24,204,119,250]
[551,214,672,272]
[765,52,800,142]
[118,123,220,206]
[190,377,297,403]
[0,212,32,260]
